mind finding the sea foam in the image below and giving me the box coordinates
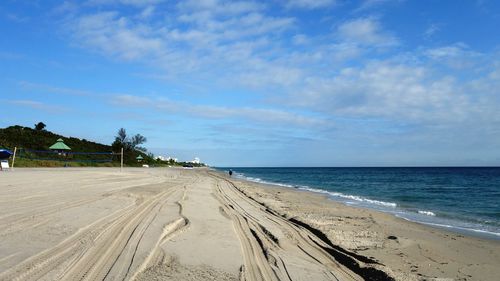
[236,172,398,208]
[300,187,398,207]
[418,210,436,216]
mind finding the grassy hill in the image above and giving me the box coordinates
[0,125,153,167]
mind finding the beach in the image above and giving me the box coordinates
[0,168,498,281]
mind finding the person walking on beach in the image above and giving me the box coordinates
[229,170,233,177]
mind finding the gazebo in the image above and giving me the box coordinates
[49,138,71,155]
[136,155,144,162]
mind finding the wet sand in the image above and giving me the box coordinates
[0,168,498,280]
[224,173,500,281]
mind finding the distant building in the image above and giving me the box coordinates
[156,156,178,162]
[191,157,200,164]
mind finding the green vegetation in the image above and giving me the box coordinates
[12,158,116,167]
[111,128,148,163]
[0,124,207,168]
[34,122,46,131]
[0,125,152,167]
[0,125,111,153]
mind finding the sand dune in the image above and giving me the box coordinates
[0,168,497,280]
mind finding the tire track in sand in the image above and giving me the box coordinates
[0,175,197,281]
[209,172,394,281]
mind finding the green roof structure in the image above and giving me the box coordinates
[136,155,144,160]
[49,138,71,150]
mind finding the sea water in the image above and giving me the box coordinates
[218,167,500,239]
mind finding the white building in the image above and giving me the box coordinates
[156,156,178,162]
[191,157,200,164]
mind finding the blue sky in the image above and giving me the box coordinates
[1,0,499,166]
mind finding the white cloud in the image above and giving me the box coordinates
[423,23,440,38]
[424,43,483,69]
[286,0,335,9]
[59,1,500,142]
[292,34,308,45]
[424,43,479,59]
[86,0,164,7]
[356,0,404,11]
[178,0,264,15]
[6,100,67,113]
[53,1,80,14]
[18,81,96,97]
[64,1,296,85]
[70,12,163,60]
[328,42,364,61]
[139,5,155,19]
[238,62,303,88]
[286,59,500,127]
[175,11,294,41]
[112,94,326,127]
[337,17,398,47]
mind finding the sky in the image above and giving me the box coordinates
[1,0,499,167]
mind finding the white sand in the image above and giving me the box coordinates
[0,168,497,280]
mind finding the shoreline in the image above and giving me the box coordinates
[217,167,500,241]
[1,167,498,280]
[227,172,496,240]
[216,169,500,280]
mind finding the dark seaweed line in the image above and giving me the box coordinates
[288,218,394,281]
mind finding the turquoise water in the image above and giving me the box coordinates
[218,167,500,239]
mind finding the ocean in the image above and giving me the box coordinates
[217,167,500,239]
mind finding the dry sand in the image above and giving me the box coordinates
[0,168,498,281]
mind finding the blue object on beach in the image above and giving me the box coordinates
[0,149,13,159]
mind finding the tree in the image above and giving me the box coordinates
[34,122,46,131]
[112,128,130,149]
[111,128,147,152]
[130,134,146,148]
[116,128,127,144]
